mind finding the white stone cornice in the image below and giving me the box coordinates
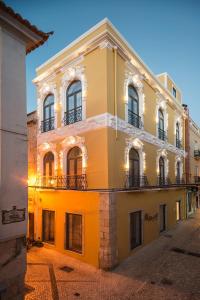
[37,112,186,158]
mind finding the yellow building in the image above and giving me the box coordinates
[28,19,199,269]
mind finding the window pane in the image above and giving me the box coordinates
[44,107,49,120]
[67,95,75,110]
[76,92,82,107]
[133,99,138,114]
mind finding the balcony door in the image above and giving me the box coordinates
[43,152,54,186]
[159,156,165,185]
[128,85,140,128]
[65,80,82,125]
[129,148,140,187]
[67,147,82,189]
[43,94,54,132]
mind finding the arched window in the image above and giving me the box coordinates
[42,94,54,132]
[128,85,141,128]
[129,148,140,187]
[65,80,82,125]
[43,152,54,177]
[176,161,181,183]
[159,156,165,185]
[67,147,82,189]
[158,109,165,141]
[176,122,181,148]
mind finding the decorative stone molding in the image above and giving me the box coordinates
[37,82,58,129]
[37,112,186,158]
[155,92,168,137]
[60,135,88,174]
[60,65,87,123]
[125,138,145,175]
[156,149,169,177]
[37,142,58,176]
[99,39,114,50]
[124,70,145,127]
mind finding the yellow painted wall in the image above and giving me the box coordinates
[115,188,186,262]
[35,190,100,267]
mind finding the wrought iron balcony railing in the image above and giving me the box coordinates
[125,175,149,188]
[63,107,82,126]
[194,150,200,159]
[35,175,87,190]
[176,139,182,149]
[41,117,55,133]
[157,176,171,186]
[175,176,185,185]
[128,110,142,129]
[194,176,200,184]
[158,128,167,141]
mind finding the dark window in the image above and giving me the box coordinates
[42,94,54,132]
[67,147,83,189]
[188,192,192,213]
[129,148,140,187]
[42,210,55,244]
[43,152,54,177]
[65,80,82,125]
[159,204,166,232]
[130,211,142,249]
[66,213,82,253]
[159,156,165,184]
[158,109,165,140]
[176,161,181,182]
[128,85,141,128]
[173,87,176,98]
[176,122,181,148]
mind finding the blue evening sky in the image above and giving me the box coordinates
[5,0,200,124]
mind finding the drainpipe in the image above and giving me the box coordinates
[113,46,118,140]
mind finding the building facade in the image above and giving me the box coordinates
[28,19,199,269]
[0,2,52,299]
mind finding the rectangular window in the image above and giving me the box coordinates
[176,201,181,221]
[159,204,166,232]
[42,210,55,244]
[130,211,142,249]
[188,193,192,213]
[66,213,82,253]
[172,87,176,98]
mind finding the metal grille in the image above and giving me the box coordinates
[63,107,82,126]
[128,110,142,129]
[158,128,167,141]
[41,117,54,133]
[125,175,148,188]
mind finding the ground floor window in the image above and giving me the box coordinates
[28,212,34,241]
[176,201,181,221]
[66,213,82,253]
[130,211,142,249]
[159,204,166,232]
[42,210,55,244]
[196,195,199,208]
[188,192,192,213]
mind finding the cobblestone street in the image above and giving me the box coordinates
[25,210,200,300]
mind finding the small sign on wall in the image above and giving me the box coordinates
[2,206,26,224]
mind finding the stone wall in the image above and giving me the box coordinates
[99,192,118,270]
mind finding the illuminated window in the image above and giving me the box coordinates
[43,152,54,177]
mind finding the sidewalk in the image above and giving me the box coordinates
[25,210,200,300]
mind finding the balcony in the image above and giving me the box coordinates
[41,117,54,133]
[128,110,142,129]
[176,139,182,149]
[175,176,185,185]
[194,150,200,159]
[194,176,200,184]
[63,107,82,126]
[157,176,171,186]
[158,128,167,141]
[34,175,87,190]
[125,175,149,188]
